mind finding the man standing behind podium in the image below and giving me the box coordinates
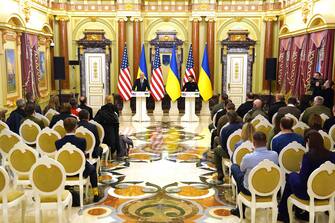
[132,73,150,91]
[182,76,199,92]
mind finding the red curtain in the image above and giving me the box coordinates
[277,29,335,97]
[277,37,292,93]
[21,33,40,97]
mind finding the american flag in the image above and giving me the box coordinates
[150,46,165,101]
[183,44,196,86]
[117,44,132,101]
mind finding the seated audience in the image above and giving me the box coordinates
[268,94,286,121]
[78,109,102,158]
[301,96,331,123]
[298,95,311,113]
[182,76,198,92]
[55,117,101,202]
[79,96,93,120]
[236,92,254,118]
[210,93,229,120]
[213,111,242,184]
[267,115,281,149]
[323,105,335,133]
[244,99,268,122]
[21,102,45,129]
[321,80,334,109]
[210,102,238,150]
[49,103,76,128]
[230,132,278,217]
[94,95,120,158]
[70,98,81,117]
[278,130,335,222]
[307,114,323,131]
[43,95,60,114]
[277,97,301,120]
[6,99,26,134]
[25,92,42,114]
[271,117,304,154]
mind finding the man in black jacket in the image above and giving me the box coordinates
[49,103,76,128]
[236,92,254,118]
[79,96,93,120]
[55,117,101,203]
[94,95,120,158]
[268,94,286,121]
[6,99,26,134]
[182,76,198,92]
[78,109,102,158]
[132,73,150,91]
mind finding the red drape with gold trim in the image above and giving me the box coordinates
[21,33,40,97]
[277,37,292,93]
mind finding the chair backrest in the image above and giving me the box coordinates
[36,127,61,156]
[30,156,66,197]
[0,120,9,133]
[271,112,278,125]
[8,142,38,177]
[255,122,273,138]
[320,113,330,127]
[318,130,334,151]
[34,113,50,127]
[226,129,242,157]
[75,126,96,156]
[232,140,254,165]
[292,121,309,136]
[328,125,335,144]
[0,129,21,157]
[278,141,306,174]
[0,167,10,200]
[55,143,85,177]
[248,159,283,198]
[299,111,305,121]
[212,108,224,128]
[45,109,59,122]
[284,113,298,126]
[19,119,41,145]
[52,120,66,138]
[251,114,269,127]
[89,120,104,142]
[307,161,335,201]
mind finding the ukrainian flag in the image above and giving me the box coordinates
[166,47,181,101]
[198,44,213,101]
[137,44,148,79]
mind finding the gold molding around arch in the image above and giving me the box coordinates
[216,18,260,41]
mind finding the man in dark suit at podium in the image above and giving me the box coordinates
[182,76,198,92]
[132,73,150,91]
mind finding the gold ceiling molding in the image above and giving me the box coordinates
[130,17,143,22]
[301,0,313,24]
[116,17,128,22]
[232,17,243,22]
[205,17,216,22]
[22,0,31,22]
[189,17,202,22]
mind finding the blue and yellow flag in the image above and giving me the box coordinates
[198,44,213,101]
[166,47,181,101]
[137,44,148,79]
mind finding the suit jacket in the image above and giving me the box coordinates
[277,105,301,120]
[49,113,76,128]
[55,134,86,154]
[21,115,45,130]
[236,100,253,119]
[132,78,150,91]
[78,120,101,158]
[79,104,93,120]
[268,101,286,121]
[6,108,26,134]
[323,116,335,133]
[301,105,332,123]
[244,108,268,122]
[220,122,243,154]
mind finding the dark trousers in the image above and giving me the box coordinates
[213,146,229,181]
[231,164,251,195]
[84,162,98,188]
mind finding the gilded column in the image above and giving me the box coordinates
[118,17,127,68]
[56,16,70,90]
[49,15,55,90]
[263,16,277,90]
[191,17,201,80]
[206,17,215,85]
[131,17,142,80]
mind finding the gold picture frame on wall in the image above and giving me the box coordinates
[39,51,47,90]
[3,31,21,106]
[38,36,49,97]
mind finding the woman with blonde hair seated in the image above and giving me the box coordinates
[231,122,255,161]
